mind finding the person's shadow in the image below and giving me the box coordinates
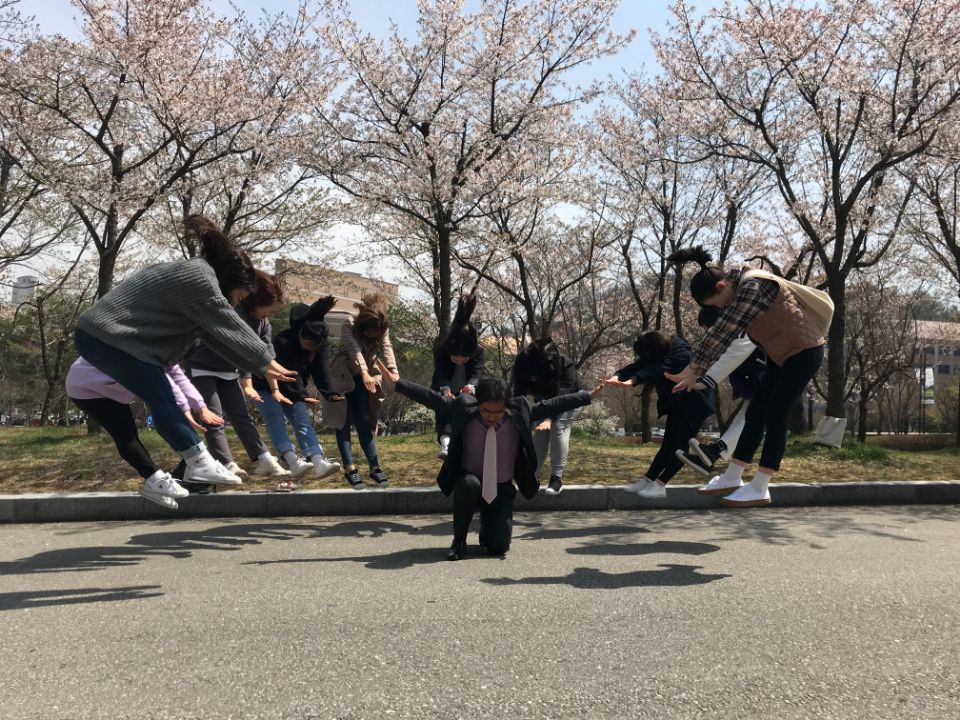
[482,564,730,589]
[0,585,163,611]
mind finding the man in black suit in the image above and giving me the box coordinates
[384,366,603,560]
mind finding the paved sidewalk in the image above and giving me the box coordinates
[1,508,958,719]
[2,480,960,522]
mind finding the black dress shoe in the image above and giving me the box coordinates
[447,538,467,561]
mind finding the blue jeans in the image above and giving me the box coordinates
[258,392,323,458]
[74,328,201,456]
[335,380,379,469]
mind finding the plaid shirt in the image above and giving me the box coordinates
[692,269,779,371]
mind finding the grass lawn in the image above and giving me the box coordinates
[1,426,958,495]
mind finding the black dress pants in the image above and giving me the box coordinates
[452,473,516,554]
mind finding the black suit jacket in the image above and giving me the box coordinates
[395,378,592,499]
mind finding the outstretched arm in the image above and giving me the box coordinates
[377,358,450,413]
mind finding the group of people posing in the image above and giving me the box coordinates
[66,217,833,560]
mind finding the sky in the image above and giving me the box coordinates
[14,1,719,295]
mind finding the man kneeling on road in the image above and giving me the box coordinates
[379,359,604,561]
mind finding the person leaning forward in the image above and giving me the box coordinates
[380,360,603,560]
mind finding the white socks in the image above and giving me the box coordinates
[750,470,772,494]
[282,450,299,467]
[309,452,325,465]
[721,464,745,484]
[439,435,451,451]
[258,451,273,461]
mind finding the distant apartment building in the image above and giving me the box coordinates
[274,259,400,334]
[917,320,960,388]
[11,275,39,305]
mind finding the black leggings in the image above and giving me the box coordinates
[71,397,157,479]
[733,345,824,471]
[646,409,699,485]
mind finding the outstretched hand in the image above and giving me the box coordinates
[589,380,606,399]
[197,406,224,427]
[374,358,400,387]
[265,360,297,384]
[603,374,634,388]
[664,366,706,393]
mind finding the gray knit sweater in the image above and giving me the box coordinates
[76,258,274,373]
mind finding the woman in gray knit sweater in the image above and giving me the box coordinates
[74,216,296,504]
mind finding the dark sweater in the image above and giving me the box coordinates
[187,305,275,379]
[430,346,486,392]
[615,336,715,425]
[76,258,273,372]
[252,312,336,402]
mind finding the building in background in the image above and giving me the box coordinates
[917,320,960,390]
[11,275,39,305]
[274,259,400,335]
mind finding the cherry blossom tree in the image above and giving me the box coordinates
[0,0,277,297]
[310,0,632,339]
[654,0,960,417]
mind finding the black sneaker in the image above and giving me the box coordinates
[369,467,389,488]
[675,449,712,476]
[344,468,365,490]
[545,475,563,494]
[692,439,722,466]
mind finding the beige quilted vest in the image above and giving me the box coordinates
[741,267,833,366]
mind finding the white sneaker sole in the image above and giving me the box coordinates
[254,467,292,477]
[544,487,562,495]
[720,495,772,507]
[698,482,744,496]
[139,490,179,510]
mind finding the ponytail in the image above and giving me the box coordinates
[184,214,255,298]
[442,292,480,356]
[667,245,728,305]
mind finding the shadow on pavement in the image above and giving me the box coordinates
[482,564,731,589]
[0,585,163,611]
[566,540,720,557]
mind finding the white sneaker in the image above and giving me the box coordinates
[225,461,248,477]
[286,456,314,477]
[720,483,772,507]
[637,480,667,498]
[252,454,291,477]
[698,473,744,496]
[183,455,243,486]
[313,457,341,480]
[140,470,188,508]
[624,477,653,494]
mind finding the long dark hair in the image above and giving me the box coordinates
[515,336,562,397]
[441,292,479,357]
[184,215,255,298]
[667,246,729,305]
[243,270,284,311]
[632,330,672,364]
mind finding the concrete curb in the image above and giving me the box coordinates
[2,481,960,523]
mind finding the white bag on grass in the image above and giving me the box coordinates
[814,416,847,448]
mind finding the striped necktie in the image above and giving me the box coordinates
[482,425,498,503]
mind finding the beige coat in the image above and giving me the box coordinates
[321,317,398,430]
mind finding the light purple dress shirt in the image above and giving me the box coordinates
[461,416,520,484]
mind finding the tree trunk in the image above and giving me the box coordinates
[825,282,847,417]
[857,394,869,443]
[436,225,452,341]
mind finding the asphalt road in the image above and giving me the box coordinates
[1,507,959,719]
